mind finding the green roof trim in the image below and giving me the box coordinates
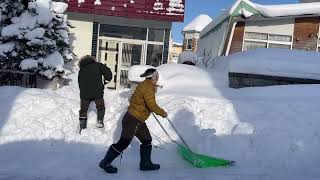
[231,1,260,17]
[201,1,261,39]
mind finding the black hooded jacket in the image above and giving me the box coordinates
[78,57,112,100]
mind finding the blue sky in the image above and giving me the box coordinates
[172,0,299,43]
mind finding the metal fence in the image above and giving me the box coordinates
[0,70,62,89]
[0,70,37,88]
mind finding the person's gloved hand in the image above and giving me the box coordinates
[162,111,168,118]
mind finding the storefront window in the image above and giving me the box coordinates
[146,44,163,67]
[148,29,164,42]
[121,43,142,68]
[99,24,147,40]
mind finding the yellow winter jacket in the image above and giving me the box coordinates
[128,79,167,122]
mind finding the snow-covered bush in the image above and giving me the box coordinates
[177,50,198,65]
[196,49,217,68]
[0,0,73,79]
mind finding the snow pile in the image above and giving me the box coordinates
[78,0,85,6]
[1,50,320,179]
[52,2,68,13]
[229,48,320,80]
[128,65,155,83]
[94,0,101,6]
[177,50,198,64]
[183,14,212,32]
[1,12,49,37]
[20,58,38,70]
[0,43,15,56]
[157,64,216,94]
[41,51,64,70]
[153,0,164,11]
[24,28,46,41]
[167,0,184,15]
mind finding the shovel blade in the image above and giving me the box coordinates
[177,144,235,168]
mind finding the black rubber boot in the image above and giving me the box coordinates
[79,118,87,134]
[96,119,104,128]
[99,145,121,173]
[140,144,160,171]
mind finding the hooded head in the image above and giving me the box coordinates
[140,68,159,84]
[78,55,96,68]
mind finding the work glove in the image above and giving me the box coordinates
[162,111,168,118]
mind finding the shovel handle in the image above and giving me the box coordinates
[165,117,193,153]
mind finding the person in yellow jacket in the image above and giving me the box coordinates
[99,68,167,174]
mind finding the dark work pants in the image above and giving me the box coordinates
[112,112,152,152]
[79,98,105,120]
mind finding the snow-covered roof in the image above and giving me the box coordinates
[173,42,183,46]
[254,2,320,17]
[183,14,212,32]
[201,0,320,37]
[200,10,230,38]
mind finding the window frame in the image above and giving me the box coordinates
[243,32,293,51]
[186,39,193,50]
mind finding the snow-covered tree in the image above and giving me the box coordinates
[0,0,74,79]
[0,0,26,69]
[0,0,25,27]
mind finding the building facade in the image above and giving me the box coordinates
[197,0,320,58]
[182,14,212,52]
[66,0,185,89]
[168,42,183,63]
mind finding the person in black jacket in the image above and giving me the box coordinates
[78,55,112,131]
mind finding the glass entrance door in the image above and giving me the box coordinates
[97,39,119,89]
[119,43,143,88]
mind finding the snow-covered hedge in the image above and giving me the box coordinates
[0,0,73,79]
[177,50,198,65]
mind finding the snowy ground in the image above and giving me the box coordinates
[1,57,320,180]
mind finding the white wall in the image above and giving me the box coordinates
[245,18,295,36]
[197,20,229,58]
[69,20,93,60]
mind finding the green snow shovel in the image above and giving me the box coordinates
[152,113,235,168]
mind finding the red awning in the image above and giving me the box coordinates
[66,0,185,22]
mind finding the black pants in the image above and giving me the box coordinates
[113,112,152,152]
[79,98,105,120]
